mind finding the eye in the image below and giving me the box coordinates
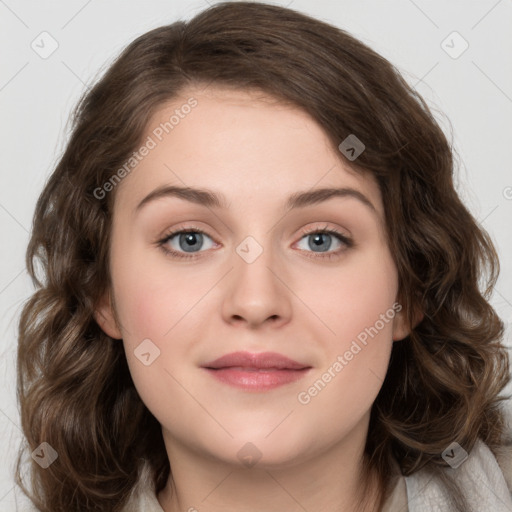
[294,224,353,261]
[156,223,353,261]
[157,225,217,260]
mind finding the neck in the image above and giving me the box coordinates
[157,414,381,512]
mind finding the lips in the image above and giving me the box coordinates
[202,351,312,391]
[202,351,310,371]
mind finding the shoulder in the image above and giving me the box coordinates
[382,436,512,512]
[403,438,512,511]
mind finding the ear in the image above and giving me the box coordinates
[392,304,424,342]
[94,291,123,340]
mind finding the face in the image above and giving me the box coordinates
[96,85,413,470]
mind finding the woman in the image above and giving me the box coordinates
[16,2,512,511]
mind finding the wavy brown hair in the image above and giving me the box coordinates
[15,2,511,511]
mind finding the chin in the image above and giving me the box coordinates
[209,433,315,470]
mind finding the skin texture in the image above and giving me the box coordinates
[95,86,422,512]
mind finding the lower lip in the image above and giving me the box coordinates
[203,367,311,391]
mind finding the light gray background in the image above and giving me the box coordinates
[1,0,511,509]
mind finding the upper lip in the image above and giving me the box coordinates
[202,351,311,370]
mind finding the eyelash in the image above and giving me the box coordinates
[156,223,353,261]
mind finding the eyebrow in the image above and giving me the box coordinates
[134,185,377,215]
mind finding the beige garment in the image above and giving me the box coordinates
[121,440,512,512]
[381,438,512,512]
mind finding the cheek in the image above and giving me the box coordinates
[113,276,167,343]
[300,250,398,401]
[111,244,193,343]
[113,272,190,417]
[301,248,399,341]
[110,254,206,394]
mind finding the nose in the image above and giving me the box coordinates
[221,241,293,329]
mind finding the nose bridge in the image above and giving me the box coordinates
[233,232,279,294]
[222,231,291,327]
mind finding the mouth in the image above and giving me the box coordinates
[203,367,311,390]
[209,367,302,372]
[202,350,310,371]
[201,351,312,391]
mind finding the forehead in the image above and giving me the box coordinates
[113,85,384,222]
